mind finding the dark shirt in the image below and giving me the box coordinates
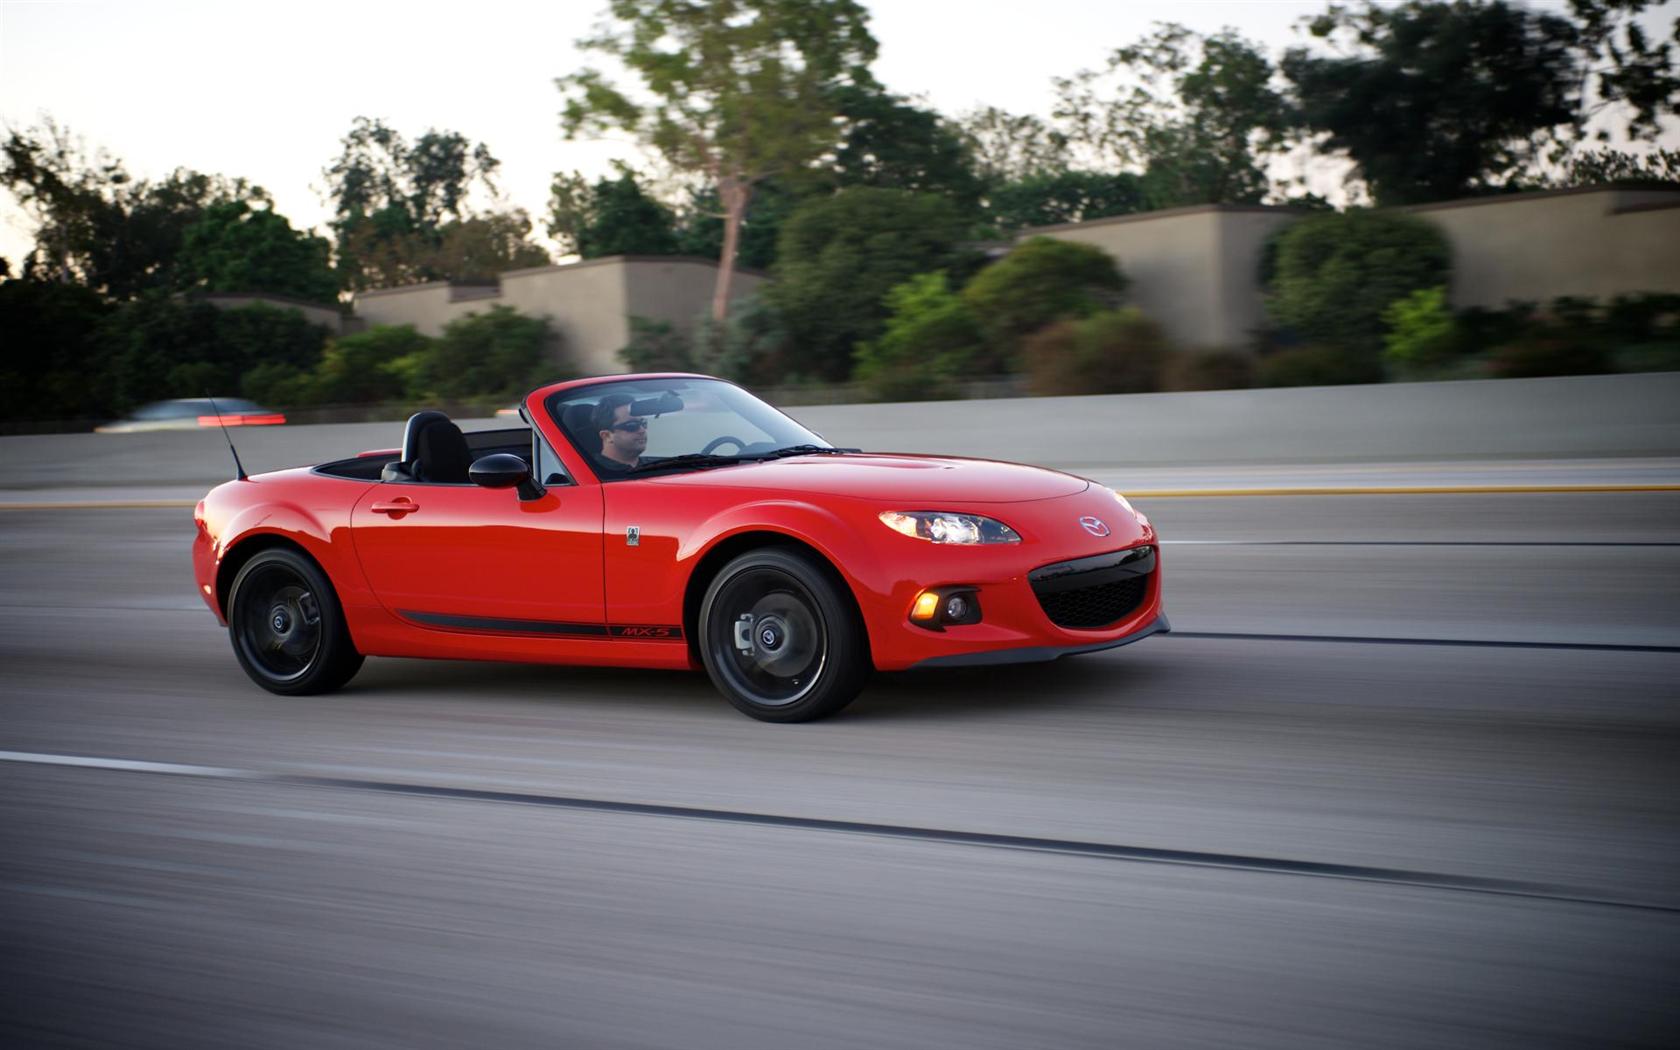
[594,454,639,475]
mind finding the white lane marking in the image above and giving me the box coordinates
[0,750,251,779]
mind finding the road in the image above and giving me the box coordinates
[2,488,1678,1048]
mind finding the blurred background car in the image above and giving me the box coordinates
[94,398,286,433]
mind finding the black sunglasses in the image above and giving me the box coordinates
[610,418,648,432]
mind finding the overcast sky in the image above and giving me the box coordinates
[1,0,1675,270]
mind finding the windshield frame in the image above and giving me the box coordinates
[543,376,831,482]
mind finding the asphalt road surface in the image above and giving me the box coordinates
[3,491,1678,1049]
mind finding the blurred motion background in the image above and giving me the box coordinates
[3,1,1679,1048]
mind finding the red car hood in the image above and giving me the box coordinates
[652,453,1090,504]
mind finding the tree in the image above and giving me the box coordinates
[322,117,537,289]
[1265,210,1452,358]
[675,178,802,270]
[1053,23,1291,207]
[986,171,1147,234]
[953,106,1069,184]
[176,201,339,302]
[548,166,681,258]
[828,84,985,211]
[768,187,969,380]
[2,118,269,297]
[0,277,114,422]
[557,0,879,323]
[1284,1,1679,205]
[962,236,1128,365]
[1551,146,1680,185]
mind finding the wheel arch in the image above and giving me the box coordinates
[216,533,328,623]
[681,530,870,670]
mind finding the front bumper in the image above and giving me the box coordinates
[909,612,1171,669]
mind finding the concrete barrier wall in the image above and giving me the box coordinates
[3,373,1676,491]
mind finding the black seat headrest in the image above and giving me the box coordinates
[400,410,472,484]
[561,403,598,446]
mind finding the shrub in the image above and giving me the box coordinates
[1163,350,1256,391]
[1382,286,1462,373]
[1023,308,1168,396]
[311,325,432,404]
[1256,344,1385,387]
[963,236,1127,367]
[1486,333,1612,378]
[1266,210,1451,356]
[854,272,987,401]
[617,317,695,372]
[769,188,970,381]
[398,305,557,400]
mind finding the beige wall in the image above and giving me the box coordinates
[349,256,765,376]
[1034,205,1300,349]
[1407,187,1680,308]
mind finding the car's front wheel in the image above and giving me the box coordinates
[698,548,869,722]
[228,547,364,695]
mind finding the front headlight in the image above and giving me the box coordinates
[879,511,1021,544]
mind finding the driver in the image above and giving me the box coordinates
[592,394,648,473]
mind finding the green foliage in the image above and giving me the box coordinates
[0,277,115,421]
[985,171,1146,234]
[769,187,971,380]
[1266,210,1452,356]
[828,84,984,212]
[323,117,541,289]
[854,272,986,400]
[617,317,697,372]
[549,167,681,258]
[413,306,557,400]
[1553,147,1680,187]
[1483,292,1679,378]
[1284,1,1680,205]
[692,294,793,383]
[1164,349,1256,391]
[962,236,1127,364]
[176,201,338,302]
[1382,286,1461,371]
[675,180,803,271]
[557,0,880,321]
[2,118,270,298]
[1054,23,1290,206]
[953,107,1068,184]
[1022,308,1170,396]
[1255,345,1386,387]
[93,297,330,413]
[311,325,433,404]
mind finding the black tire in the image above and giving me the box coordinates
[227,547,364,696]
[697,547,870,722]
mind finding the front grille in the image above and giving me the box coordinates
[1030,547,1154,630]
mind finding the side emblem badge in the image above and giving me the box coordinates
[626,525,640,547]
[1079,516,1110,537]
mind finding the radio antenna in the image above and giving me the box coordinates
[204,391,249,481]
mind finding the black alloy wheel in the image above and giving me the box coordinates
[698,548,870,722]
[228,548,364,696]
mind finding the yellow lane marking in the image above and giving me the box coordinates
[2,484,1678,511]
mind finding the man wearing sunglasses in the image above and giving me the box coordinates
[592,393,649,473]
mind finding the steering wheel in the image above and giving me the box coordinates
[701,435,746,455]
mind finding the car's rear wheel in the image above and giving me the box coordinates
[698,548,869,722]
[228,548,363,695]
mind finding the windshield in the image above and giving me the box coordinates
[547,378,831,479]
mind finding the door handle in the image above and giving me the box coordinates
[371,498,419,517]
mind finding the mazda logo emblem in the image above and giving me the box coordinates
[1079,516,1110,537]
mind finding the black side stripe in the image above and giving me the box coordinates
[399,610,683,641]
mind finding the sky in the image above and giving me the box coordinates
[1,0,1675,271]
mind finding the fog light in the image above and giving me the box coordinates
[911,591,941,621]
[945,595,969,620]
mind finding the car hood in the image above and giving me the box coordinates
[652,453,1089,504]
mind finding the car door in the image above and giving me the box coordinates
[349,479,605,634]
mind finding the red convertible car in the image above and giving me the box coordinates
[193,374,1167,721]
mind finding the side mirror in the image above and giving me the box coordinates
[470,453,543,502]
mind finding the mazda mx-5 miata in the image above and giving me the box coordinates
[193,374,1167,721]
